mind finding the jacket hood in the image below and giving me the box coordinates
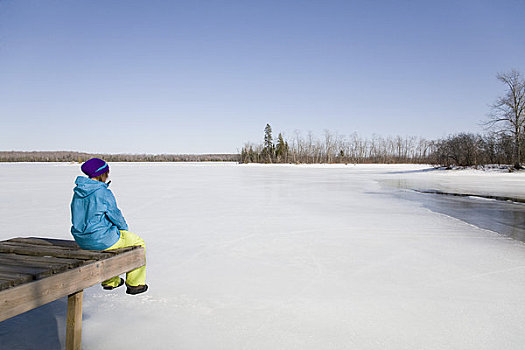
[73,176,108,198]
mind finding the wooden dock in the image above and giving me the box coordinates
[0,237,146,350]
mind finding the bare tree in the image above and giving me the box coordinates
[486,70,525,168]
[323,130,334,163]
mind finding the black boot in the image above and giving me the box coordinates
[126,284,148,295]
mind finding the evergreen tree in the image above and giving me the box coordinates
[276,133,286,161]
[264,124,274,162]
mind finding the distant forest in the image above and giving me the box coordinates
[0,151,239,163]
[240,124,519,167]
[241,126,434,165]
[241,70,525,168]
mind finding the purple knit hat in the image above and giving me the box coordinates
[81,158,109,178]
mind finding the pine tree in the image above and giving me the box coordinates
[264,124,274,163]
[275,133,286,162]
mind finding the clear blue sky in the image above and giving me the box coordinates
[1,0,524,154]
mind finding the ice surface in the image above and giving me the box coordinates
[1,163,525,349]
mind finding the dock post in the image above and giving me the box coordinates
[66,290,83,350]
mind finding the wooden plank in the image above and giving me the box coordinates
[5,241,133,257]
[66,290,83,350]
[0,265,51,278]
[0,272,33,288]
[0,253,86,267]
[0,266,66,291]
[7,237,80,249]
[0,242,112,260]
[8,238,137,255]
[1,241,102,254]
[1,242,88,254]
[0,271,33,280]
[0,256,72,272]
[0,254,94,291]
[0,265,56,280]
[0,280,12,291]
[0,257,94,280]
[0,276,33,290]
[0,247,145,322]
[0,257,64,269]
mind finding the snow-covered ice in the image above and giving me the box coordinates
[379,165,525,201]
[1,163,525,349]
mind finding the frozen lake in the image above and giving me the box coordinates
[1,163,525,349]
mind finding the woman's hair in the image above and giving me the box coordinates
[92,170,109,182]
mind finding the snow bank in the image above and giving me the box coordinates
[378,165,525,201]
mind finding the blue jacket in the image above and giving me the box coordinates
[70,176,128,250]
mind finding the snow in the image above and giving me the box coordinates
[1,162,525,349]
[379,165,525,200]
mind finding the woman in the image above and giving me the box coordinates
[70,158,148,295]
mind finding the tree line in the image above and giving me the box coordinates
[241,70,525,168]
[0,151,239,163]
[432,132,515,167]
[241,126,434,164]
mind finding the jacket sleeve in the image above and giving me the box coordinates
[104,189,129,231]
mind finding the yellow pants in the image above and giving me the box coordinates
[101,230,146,287]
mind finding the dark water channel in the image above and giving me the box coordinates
[393,188,525,243]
